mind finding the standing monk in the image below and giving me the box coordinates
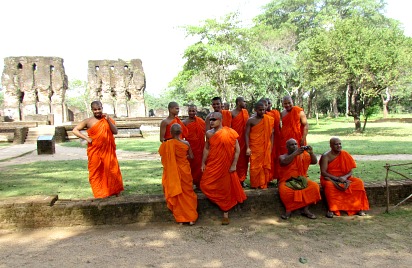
[201,112,247,225]
[278,139,321,220]
[159,124,198,225]
[231,97,250,187]
[280,96,309,154]
[205,97,232,130]
[183,105,206,189]
[160,102,188,142]
[72,101,124,198]
[265,98,282,181]
[245,102,274,189]
[320,137,369,218]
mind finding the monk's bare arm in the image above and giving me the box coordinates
[307,146,317,164]
[279,147,304,166]
[230,140,240,172]
[159,119,167,142]
[320,153,346,182]
[300,111,309,146]
[205,114,211,130]
[245,119,252,156]
[72,119,92,143]
[201,134,211,171]
[106,115,118,134]
[187,143,194,160]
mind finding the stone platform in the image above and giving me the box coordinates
[0,180,411,229]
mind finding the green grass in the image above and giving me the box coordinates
[0,160,163,199]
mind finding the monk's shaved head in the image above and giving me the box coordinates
[168,102,179,109]
[170,123,182,135]
[286,138,297,146]
[210,112,222,119]
[330,137,341,146]
[255,101,265,109]
[283,96,292,102]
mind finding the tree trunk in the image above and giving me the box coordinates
[345,84,349,118]
[382,87,390,119]
[332,97,339,118]
[347,84,362,132]
[306,88,315,119]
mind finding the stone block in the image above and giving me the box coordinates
[37,135,55,154]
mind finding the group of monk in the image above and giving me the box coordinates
[73,99,369,226]
[159,96,370,225]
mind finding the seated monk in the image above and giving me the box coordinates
[201,112,247,225]
[158,124,198,225]
[320,137,369,218]
[279,139,321,219]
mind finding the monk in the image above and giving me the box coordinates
[201,112,247,225]
[280,96,309,154]
[72,101,124,198]
[160,102,189,142]
[245,102,274,189]
[231,97,250,187]
[320,137,369,218]
[159,124,198,225]
[279,138,321,219]
[205,97,232,130]
[183,105,206,189]
[265,98,282,181]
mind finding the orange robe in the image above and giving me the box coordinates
[266,110,281,180]
[249,115,274,189]
[280,106,305,154]
[200,127,247,211]
[185,116,206,187]
[87,118,123,198]
[222,110,232,127]
[159,139,198,223]
[164,117,188,140]
[320,150,369,216]
[231,109,249,182]
[278,152,321,211]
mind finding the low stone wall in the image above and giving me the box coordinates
[0,180,411,229]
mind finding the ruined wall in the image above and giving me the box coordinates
[1,57,68,124]
[88,59,146,117]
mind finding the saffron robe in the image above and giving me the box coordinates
[278,152,321,211]
[222,110,232,127]
[185,116,206,187]
[200,127,247,211]
[231,109,249,182]
[280,106,305,154]
[164,117,188,140]
[320,150,370,216]
[249,115,274,189]
[266,109,281,180]
[159,139,198,223]
[87,118,123,198]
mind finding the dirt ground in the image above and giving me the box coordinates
[1,206,411,268]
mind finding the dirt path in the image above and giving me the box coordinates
[1,207,411,268]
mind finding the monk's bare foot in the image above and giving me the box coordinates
[222,212,230,225]
[189,221,195,226]
[301,208,316,219]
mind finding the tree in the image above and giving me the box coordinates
[66,80,89,112]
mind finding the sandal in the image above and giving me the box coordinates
[281,212,292,220]
[189,221,195,226]
[326,211,334,218]
[221,217,230,225]
[301,211,317,219]
[358,211,366,216]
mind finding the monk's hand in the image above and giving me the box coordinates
[296,147,305,155]
[201,162,206,172]
[229,165,236,173]
[246,148,251,156]
[338,177,346,183]
[86,137,92,144]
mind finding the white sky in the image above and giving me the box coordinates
[0,0,411,96]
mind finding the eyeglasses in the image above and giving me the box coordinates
[209,118,219,121]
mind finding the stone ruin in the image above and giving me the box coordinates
[1,57,68,124]
[88,59,146,117]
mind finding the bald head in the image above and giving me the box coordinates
[210,112,222,120]
[329,137,342,153]
[170,123,182,136]
[168,102,178,109]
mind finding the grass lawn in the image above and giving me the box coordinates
[0,158,410,199]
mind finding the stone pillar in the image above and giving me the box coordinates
[128,59,146,117]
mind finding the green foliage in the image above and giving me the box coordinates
[66,80,89,112]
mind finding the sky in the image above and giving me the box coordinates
[0,0,411,97]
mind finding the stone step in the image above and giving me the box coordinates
[25,126,56,144]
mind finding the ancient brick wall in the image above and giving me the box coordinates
[88,59,146,117]
[1,57,68,124]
